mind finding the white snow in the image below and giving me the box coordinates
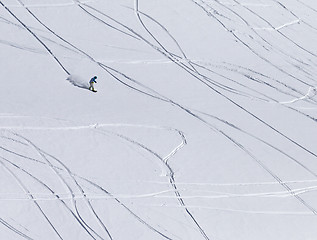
[66,74,90,90]
[1,0,317,239]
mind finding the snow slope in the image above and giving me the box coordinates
[1,0,317,239]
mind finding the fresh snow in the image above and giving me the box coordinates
[66,75,90,90]
[1,0,317,239]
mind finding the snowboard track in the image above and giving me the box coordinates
[0,125,184,240]
[2,0,317,239]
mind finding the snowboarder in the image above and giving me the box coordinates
[89,76,97,92]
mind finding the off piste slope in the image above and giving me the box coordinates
[1,0,317,239]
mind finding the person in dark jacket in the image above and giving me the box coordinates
[89,76,97,91]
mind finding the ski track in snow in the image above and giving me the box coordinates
[1,0,317,239]
[5,0,96,8]
[0,122,185,240]
[1,183,317,202]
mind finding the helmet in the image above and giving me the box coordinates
[94,76,97,79]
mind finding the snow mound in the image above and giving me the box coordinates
[307,86,317,98]
[66,74,90,89]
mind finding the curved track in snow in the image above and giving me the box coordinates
[1,0,317,239]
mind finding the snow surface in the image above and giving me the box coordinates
[1,0,317,239]
[66,75,90,90]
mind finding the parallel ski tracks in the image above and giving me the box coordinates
[191,0,316,87]
[0,1,70,75]
[2,0,317,238]
[133,0,317,217]
[0,156,64,240]
[0,154,101,240]
[2,117,317,240]
[128,0,317,160]
[11,0,317,213]
[0,217,34,240]
[1,126,182,240]
[9,132,105,240]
